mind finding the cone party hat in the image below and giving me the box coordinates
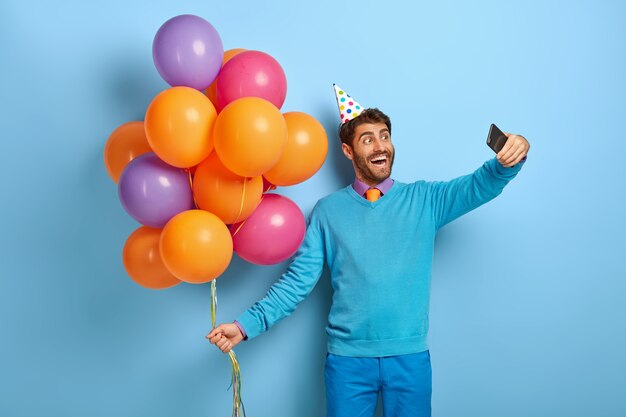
[333,84,364,124]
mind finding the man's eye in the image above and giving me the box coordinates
[364,138,372,144]
[381,135,389,141]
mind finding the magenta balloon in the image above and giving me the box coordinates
[216,50,287,110]
[153,14,224,90]
[118,153,194,227]
[231,194,305,265]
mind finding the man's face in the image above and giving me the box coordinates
[342,122,395,186]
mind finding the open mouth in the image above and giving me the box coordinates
[369,154,388,168]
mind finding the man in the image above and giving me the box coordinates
[207,84,530,417]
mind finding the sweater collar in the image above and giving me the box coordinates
[352,177,394,198]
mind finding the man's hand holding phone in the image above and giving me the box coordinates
[497,132,530,167]
[488,123,530,167]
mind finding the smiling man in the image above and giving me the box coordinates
[207,85,530,417]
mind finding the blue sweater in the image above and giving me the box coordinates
[237,158,524,357]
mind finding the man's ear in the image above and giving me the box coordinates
[341,143,353,160]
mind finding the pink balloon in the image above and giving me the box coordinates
[216,51,287,111]
[231,194,305,265]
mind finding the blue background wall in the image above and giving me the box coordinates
[2,1,625,416]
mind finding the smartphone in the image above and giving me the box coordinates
[487,123,508,153]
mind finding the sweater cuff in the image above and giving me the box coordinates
[494,155,526,176]
[235,310,263,340]
[233,320,248,340]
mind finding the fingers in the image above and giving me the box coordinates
[206,324,229,340]
[501,144,523,166]
[497,134,517,161]
[504,146,526,166]
[216,335,233,353]
[206,324,237,353]
[207,334,233,353]
[497,134,529,167]
[206,327,224,345]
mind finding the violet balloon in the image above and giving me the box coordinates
[118,153,194,227]
[216,50,287,110]
[153,14,224,90]
[231,194,305,265]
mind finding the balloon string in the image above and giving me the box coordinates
[233,177,248,225]
[231,220,246,238]
[210,279,217,328]
[187,168,199,209]
[210,280,246,417]
[228,351,246,417]
[231,192,266,238]
[231,180,275,237]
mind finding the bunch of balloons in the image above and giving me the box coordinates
[104,14,328,290]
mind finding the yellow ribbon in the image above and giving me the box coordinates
[232,177,248,225]
[211,280,246,417]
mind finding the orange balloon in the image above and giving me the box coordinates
[264,112,329,186]
[205,48,246,109]
[145,86,217,168]
[103,121,152,183]
[193,153,263,224]
[160,210,233,283]
[213,97,287,177]
[123,226,180,289]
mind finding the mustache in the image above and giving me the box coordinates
[368,151,392,160]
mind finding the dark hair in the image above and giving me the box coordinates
[338,108,392,146]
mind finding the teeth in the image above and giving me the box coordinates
[371,156,386,162]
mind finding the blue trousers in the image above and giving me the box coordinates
[324,351,432,417]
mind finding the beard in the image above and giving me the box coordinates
[352,148,395,185]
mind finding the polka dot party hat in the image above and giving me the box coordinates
[333,84,364,124]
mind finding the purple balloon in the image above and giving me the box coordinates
[118,153,194,227]
[153,14,224,90]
